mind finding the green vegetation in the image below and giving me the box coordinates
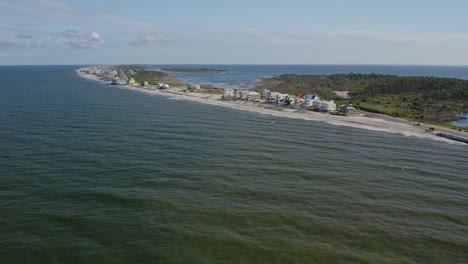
[161,68,228,73]
[352,77,468,123]
[254,73,396,100]
[255,73,468,124]
[117,65,168,85]
[195,84,223,94]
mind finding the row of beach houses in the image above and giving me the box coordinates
[222,88,341,112]
[111,77,171,89]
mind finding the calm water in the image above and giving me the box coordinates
[452,113,468,127]
[0,65,467,263]
[149,64,468,87]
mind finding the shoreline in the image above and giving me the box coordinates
[76,68,468,146]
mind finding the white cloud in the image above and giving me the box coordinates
[129,36,175,47]
[53,30,104,49]
[0,29,104,49]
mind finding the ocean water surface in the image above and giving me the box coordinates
[0,65,467,263]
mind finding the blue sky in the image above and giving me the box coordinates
[1,0,468,65]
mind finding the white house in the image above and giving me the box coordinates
[188,84,201,91]
[247,91,261,101]
[304,94,320,108]
[339,104,358,115]
[287,96,297,106]
[319,100,337,112]
[240,90,252,100]
[267,92,281,104]
[275,93,289,105]
[223,88,235,97]
[234,90,243,99]
[310,100,321,110]
[262,89,271,99]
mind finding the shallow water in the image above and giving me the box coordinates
[0,66,467,263]
[149,64,468,88]
[452,113,468,127]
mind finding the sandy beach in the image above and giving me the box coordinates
[77,69,468,146]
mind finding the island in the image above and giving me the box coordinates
[77,65,468,145]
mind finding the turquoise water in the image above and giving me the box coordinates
[0,66,467,263]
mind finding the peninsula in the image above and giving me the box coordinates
[77,65,468,145]
[161,68,229,73]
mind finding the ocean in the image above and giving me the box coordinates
[0,65,467,263]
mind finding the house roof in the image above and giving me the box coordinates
[304,94,320,100]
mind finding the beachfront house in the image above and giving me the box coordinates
[276,93,289,105]
[304,94,320,108]
[339,104,358,115]
[311,100,321,110]
[319,100,337,112]
[294,94,305,106]
[287,96,296,106]
[262,89,271,99]
[308,99,337,112]
[240,90,251,100]
[223,88,235,98]
[233,89,242,99]
[247,91,261,101]
[188,84,201,91]
[111,78,126,85]
[267,92,281,104]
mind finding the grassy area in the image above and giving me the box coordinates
[117,65,168,85]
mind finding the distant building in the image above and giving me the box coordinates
[262,89,271,99]
[275,93,289,105]
[339,104,358,115]
[287,96,296,106]
[267,92,281,104]
[311,100,321,110]
[319,100,337,112]
[234,90,243,99]
[304,94,320,101]
[111,78,126,85]
[304,94,320,108]
[223,88,235,98]
[247,91,261,101]
[188,84,201,91]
